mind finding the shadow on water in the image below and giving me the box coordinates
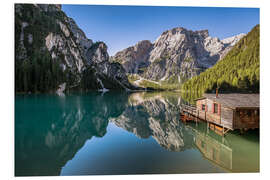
[15,91,259,176]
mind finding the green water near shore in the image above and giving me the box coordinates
[15,91,259,176]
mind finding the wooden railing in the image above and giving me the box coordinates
[181,104,221,125]
[181,104,196,112]
[181,104,198,115]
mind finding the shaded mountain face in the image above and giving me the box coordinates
[113,40,153,74]
[15,4,135,93]
[113,27,245,83]
[15,93,128,176]
[110,92,194,151]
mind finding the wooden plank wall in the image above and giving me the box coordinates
[195,98,259,130]
[234,108,259,129]
[221,106,234,129]
[197,99,227,128]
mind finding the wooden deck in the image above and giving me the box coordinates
[180,104,231,136]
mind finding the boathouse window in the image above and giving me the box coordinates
[213,103,218,113]
[202,104,206,111]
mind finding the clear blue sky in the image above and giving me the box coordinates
[62,5,259,56]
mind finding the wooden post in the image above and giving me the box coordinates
[219,105,222,124]
[222,126,224,137]
[207,122,209,134]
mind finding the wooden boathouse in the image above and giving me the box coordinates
[181,92,259,135]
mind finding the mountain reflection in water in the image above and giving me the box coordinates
[15,92,259,176]
[110,92,194,151]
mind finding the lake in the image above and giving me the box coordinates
[15,91,259,176]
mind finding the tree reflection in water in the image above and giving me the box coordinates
[15,92,128,176]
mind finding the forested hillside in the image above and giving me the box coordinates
[15,4,70,93]
[15,4,135,94]
[181,25,259,102]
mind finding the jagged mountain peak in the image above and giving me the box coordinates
[136,40,152,46]
[221,33,246,46]
[160,27,209,37]
[112,40,153,74]
[157,27,209,42]
[35,4,62,12]
[114,40,152,58]
[194,29,209,38]
[113,26,245,84]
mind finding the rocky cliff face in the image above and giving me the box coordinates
[113,27,245,84]
[15,4,135,93]
[113,40,153,74]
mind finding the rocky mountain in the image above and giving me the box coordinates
[112,27,245,85]
[15,4,135,94]
[113,40,153,74]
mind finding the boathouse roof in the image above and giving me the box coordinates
[199,93,260,109]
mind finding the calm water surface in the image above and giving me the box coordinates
[15,92,259,176]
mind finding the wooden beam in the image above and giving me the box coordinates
[224,128,230,136]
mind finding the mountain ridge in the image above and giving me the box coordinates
[112,26,245,87]
[15,4,255,94]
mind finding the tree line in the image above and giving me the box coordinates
[181,25,260,103]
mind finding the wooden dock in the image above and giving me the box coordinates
[180,104,231,136]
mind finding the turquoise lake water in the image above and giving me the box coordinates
[15,91,259,176]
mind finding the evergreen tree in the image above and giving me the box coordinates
[181,25,260,102]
